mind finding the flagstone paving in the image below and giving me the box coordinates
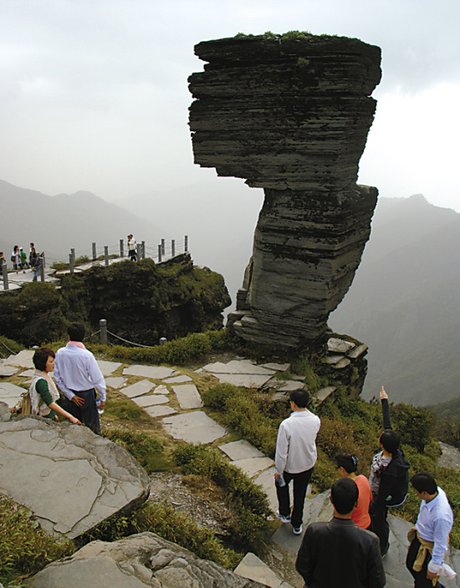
[163,374,193,384]
[144,405,177,418]
[162,411,227,444]
[4,349,34,368]
[105,376,127,389]
[172,384,203,409]
[209,373,275,388]
[120,379,155,399]
[0,363,18,377]
[123,364,175,379]
[16,368,35,378]
[219,440,265,461]
[154,384,170,395]
[132,394,169,408]
[0,382,26,408]
[231,457,275,479]
[97,360,122,376]
[234,552,292,588]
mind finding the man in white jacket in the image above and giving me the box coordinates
[274,388,321,535]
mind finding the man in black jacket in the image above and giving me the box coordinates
[296,478,386,588]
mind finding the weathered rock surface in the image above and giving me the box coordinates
[189,33,381,347]
[26,532,263,587]
[0,417,149,538]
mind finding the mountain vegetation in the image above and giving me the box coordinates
[331,194,460,406]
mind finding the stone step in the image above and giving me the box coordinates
[234,552,293,588]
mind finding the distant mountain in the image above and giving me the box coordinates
[0,179,157,266]
[330,194,460,406]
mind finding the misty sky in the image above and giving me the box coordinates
[0,0,459,211]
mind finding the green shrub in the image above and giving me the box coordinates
[103,395,151,423]
[391,403,434,452]
[0,494,74,585]
[103,429,172,473]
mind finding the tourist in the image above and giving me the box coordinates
[29,242,38,268]
[406,472,455,588]
[336,453,372,529]
[274,388,321,535]
[29,348,81,425]
[11,245,20,271]
[32,252,44,282]
[296,477,386,588]
[369,386,410,556]
[127,234,137,261]
[19,247,28,271]
[54,322,107,434]
[0,251,5,264]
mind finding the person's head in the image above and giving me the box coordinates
[67,322,85,342]
[330,478,359,515]
[335,453,358,476]
[289,389,310,409]
[33,347,55,372]
[411,472,438,498]
[14,245,18,252]
[30,242,34,247]
[379,430,400,455]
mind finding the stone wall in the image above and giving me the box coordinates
[189,33,381,348]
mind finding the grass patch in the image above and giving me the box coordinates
[0,494,74,586]
[103,428,173,473]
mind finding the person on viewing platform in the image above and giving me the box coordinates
[369,386,410,556]
[296,477,386,588]
[406,472,455,588]
[29,242,38,268]
[127,234,137,261]
[29,348,81,425]
[54,322,106,434]
[274,388,321,535]
[336,453,372,529]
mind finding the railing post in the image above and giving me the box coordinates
[136,243,141,261]
[158,244,162,263]
[141,240,146,259]
[184,235,188,252]
[40,254,45,282]
[161,238,165,256]
[171,239,175,257]
[92,242,97,261]
[99,319,107,344]
[69,252,75,274]
[2,261,8,290]
[104,246,109,266]
[119,239,124,258]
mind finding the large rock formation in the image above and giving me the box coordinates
[189,33,381,348]
[26,532,263,587]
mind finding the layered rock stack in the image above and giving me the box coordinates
[189,33,381,348]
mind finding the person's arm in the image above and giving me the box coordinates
[295,526,315,584]
[274,422,288,478]
[366,534,386,588]
[380,386,392,430]
[427,517,453,575]
[87,354,107,406]
[35,380,81,425]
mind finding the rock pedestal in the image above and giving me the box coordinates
[189,33,381,348]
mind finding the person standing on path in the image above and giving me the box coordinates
[54,322,106,434]
[274,388,321,535]
[296,477,386,588]
[406,472,455,588]
[369,385,409,556]
[127,234,137,261]
[336,453,372,529]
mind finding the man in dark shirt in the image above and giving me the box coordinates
[296,478,386,588]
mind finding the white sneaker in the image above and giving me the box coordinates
[292,524,303,535]
[276,512,291,524]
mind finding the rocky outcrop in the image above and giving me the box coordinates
[0,417,150,538]
[26,532,263,587]
[189,33,381,348]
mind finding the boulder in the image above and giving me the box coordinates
[0,417,150,538]
[26,532,263,587]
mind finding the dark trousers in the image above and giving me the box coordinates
[370,502,389,555]
[63,388,100,434]
[128,249,137,261]
[406,537,445,588]
[276,468,313,528]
